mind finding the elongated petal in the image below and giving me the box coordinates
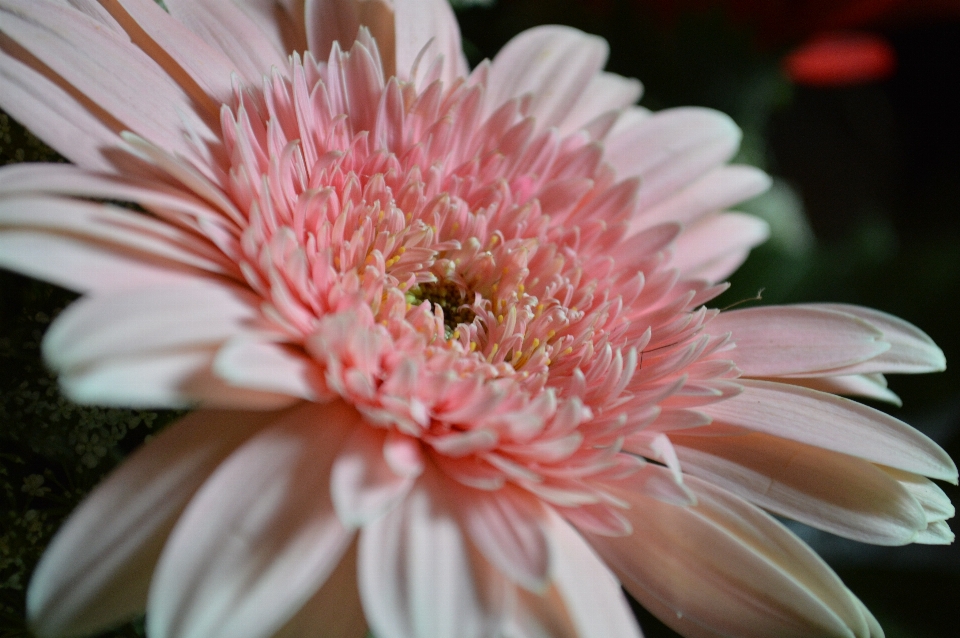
[559,72,642,137]
[604,107,741,210]
[671,212,770,282]
[588,477,875,638]
[0,43,124,172]
[358,468,498,638]
[702,379,958,482]
[775,373,902,406]
[163,0,287,86]
[546,511,644,638]
[147,401,359,638]
[272,540,367,638]
[711,305,889,378]
[394,0,468,88]
[0,0,219,162]
[487,26,608,131]
[43,280,260,373]
[449,483,551,592]
[0,197,233,275]
[308,0,394,77]
[27,409,280,637]
[673,432,927,544]
[214,337,324,401]
[811,303,946,374]
[330,424,419,526]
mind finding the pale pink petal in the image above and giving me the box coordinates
[59,347,301,410]
[774,373,903,406]
[272,540,368,638]
[0,231,200,293]
[811,303,946,374]
[0,0,220,162]
[0,44,126,172]
[27,409,280,637]
[634,164,771,228]
[604,107,741,211]
[0,197,234,275]
[673,432,927,544]
[234,0,309,58]
[358,469,499,638]
[702,379,958,482]
[394,0,468,88]
[147,401,359,638]
[163,0,288,87]
[449,483,551,592]
[308,0,395,77]
[42,280,260,374]
[589,477,873,638]
[558,72,643,137]
[214,337,325,401]
[102,0,241,109]
[881,467,956,523]
[710,305,889,378]
[546,511,644,638]
[330,425,419,526]
[671,212,770,282]
[487,25,609,131]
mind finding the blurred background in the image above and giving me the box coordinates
[2,0,959,636]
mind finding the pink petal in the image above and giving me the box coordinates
[558,71,643,137]
[673,432,927,544]
[589,477,874,638]
[58,347,300,410]
[775,373,902,406]
[27,409,280,637]
[487,25,608,132]
[545,511,644,638]
[0,197,234,275]
[164,0,288,87]
[671,211,770,282]
[711,305,890,378]
[394,0,468,88]
[42,280,260,374]
[702,379,958,482]
[308,0,395,77]
[811,303,946,374]
[147,401,359,638]
[214,337,325,401]
[449,483,551,592]
[634,164,771,228]
[358,468,500,638]
[102,0,241,108]
[604,107,741,211]
[330,424,419,526]
[0,231,200,294]
[272,540,367,638]
[0,0,219,163]
[0,44,125,172]
[233,0,309,59]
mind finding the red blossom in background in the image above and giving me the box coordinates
[636,0,960,84]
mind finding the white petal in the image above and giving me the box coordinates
[214,337,324,401]
[27,409,279,637]
[148,401,359,638]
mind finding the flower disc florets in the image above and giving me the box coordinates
[221,35,734,528]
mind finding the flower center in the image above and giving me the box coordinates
[408,280,477,339]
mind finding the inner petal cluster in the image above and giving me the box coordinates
[219,37,734,510]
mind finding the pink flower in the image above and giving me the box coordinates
[0,1,954,637]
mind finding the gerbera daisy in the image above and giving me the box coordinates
[0,1,954,637]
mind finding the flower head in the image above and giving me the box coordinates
[0,1,955,637]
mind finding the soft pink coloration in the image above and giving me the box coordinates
[0,1,955,638]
